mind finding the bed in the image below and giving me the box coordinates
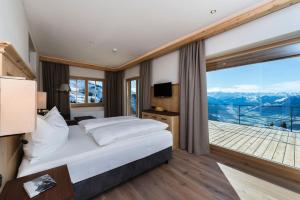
[18,121,173,199]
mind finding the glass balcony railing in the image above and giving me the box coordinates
[208,104,300,132]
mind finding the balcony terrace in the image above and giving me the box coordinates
[209,120,300,169]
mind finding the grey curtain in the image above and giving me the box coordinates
[179,40,209,155]
[105,71,124,117]
[139,60,152,116]
[42,61,70,119]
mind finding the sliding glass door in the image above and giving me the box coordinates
[207,53,300,169]
[126,78,139,117]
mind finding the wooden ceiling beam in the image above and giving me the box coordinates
[116,0,300,71]
[39,55,118,71]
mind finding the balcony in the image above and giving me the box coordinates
[208,104,300,169]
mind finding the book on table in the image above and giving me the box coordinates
[23,174,56,198]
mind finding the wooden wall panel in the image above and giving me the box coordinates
[0,43,35,192]
[3,56,25,77]
[150,84,179,113]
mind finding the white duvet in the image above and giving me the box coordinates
[78,116,139,132]
[89,119,169,146]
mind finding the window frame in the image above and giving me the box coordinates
[126,77,139,117]
[70,76,105,108]
[206,36,300,72]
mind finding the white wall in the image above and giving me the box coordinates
[70,107,104,119]
[124,65,139,79]
[152,51,179,85]
[29,51,38,74]
[206,3,300,57]
[148,4,300,85]
[69,66,105,119]
[70,66,105,79]
[0,0,31,66]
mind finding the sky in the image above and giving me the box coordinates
[130,79,137,94]
[207,57,300,93]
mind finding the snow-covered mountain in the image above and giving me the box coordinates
[208,92,300,132]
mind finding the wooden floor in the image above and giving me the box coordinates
[209,120,300,169]
[94,150,300,200]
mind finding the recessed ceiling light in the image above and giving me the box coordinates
[210,10,217,15]
[112,48,118,53]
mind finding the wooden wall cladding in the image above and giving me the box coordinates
[150,84,179,113]
[0,42,36,192]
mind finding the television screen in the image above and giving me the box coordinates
[154,82,172,97]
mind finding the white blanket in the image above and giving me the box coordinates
[18,125,173,183]
[89,119,169,146]
[78,116,139,132]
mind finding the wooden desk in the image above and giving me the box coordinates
[0,165,74,200]
[142,110,179,149]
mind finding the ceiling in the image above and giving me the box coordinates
[23,0,267,68]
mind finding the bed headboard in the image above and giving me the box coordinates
[0,42,36,192]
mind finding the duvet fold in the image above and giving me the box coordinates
[79,116,139,132]
[89,119,169,146]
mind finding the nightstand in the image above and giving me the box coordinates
[74,116,96,122]
[65,119,78,126]
[0,165,74,200]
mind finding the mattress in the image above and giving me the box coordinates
[18,125,172,183]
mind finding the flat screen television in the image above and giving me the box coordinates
[154,82,172,97]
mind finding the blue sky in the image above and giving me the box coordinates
[207,57,300,93]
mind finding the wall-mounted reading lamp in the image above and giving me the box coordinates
[57,83,70,93]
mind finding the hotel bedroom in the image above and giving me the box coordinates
[1,0,300,200]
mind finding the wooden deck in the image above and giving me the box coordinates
[209,121,300,169]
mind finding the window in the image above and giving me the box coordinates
[69,77,104,107]
[126,77,139,116]
[206,42,300,170]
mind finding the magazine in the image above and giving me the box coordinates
[23,174,56,198]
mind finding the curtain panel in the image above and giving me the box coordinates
[42,61,70,119]
[179,40,209,155]
[104,71,124,117]
[139,60,152,117]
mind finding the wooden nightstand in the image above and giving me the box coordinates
[0,165,74,200]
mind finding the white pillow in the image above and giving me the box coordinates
[23,107,69,162]
[23,117,59,162]
[43,107,68,128]
[43,107,69,150]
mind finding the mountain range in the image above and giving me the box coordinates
[208,92,300,132]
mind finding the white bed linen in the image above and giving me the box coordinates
[78,116,139,132]
[18,125,172,183]
[89,119,169,146]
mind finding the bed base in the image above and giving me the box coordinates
[73,147,172,200]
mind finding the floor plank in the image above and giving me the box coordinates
[283,144,295,166]
[93,150,300,200]
[209,121,300,169]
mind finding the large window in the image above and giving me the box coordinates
[207,55,300,169]
[69,77,104,107]
[126,77,139,116]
